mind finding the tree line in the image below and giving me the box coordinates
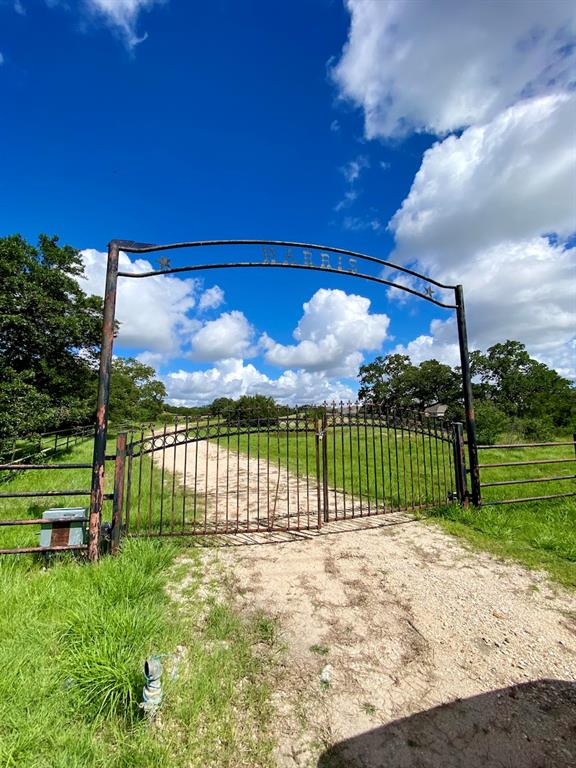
[357,345,575,443]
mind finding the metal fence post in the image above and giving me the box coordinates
[321,408,329,523]
[315,416,323,529]
[111,432,127,556]
[89,241,120,562]
[455,284,481,506]
[452,422,468,506]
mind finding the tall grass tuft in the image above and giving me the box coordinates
[59,540,176,722]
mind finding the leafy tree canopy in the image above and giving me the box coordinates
[209,397,236,416]
[358,341,575,436]
[470,340,574,424]
[358,353,460,412]
[108,358,166,424]
[0,235,103,437]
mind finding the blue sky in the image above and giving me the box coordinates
[1,0,574,403]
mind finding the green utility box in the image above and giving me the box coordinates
[39,508,87,548]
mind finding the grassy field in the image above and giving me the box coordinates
[0,435,95,551]
[0,425,574,766]
[0,440,278,768]
[425,440,576,588]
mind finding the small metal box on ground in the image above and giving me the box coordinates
[39,508,87,548]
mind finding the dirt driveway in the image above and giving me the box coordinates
[213,518,576,767]
[161,439,576,766]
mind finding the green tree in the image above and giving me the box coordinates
[209,397,235,416]
[411,359,461,410]
[472,340,575,426]
[108,358,166,424]
[227,395,279,425]
[358,354,460,411]
[358,354,416,407]
[474,401,510,445]
[358,341,574,435]
[0,234,103,437]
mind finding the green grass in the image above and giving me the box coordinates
[123,439,204,537]
[424,500,576,588]
[0,430,203,547]
[1,425,574,768]
[0,440,278,767]
[476,441,575,505]
[0,435,96,550]
[422,440,576,588]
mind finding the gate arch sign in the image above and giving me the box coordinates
[88,239,480,560]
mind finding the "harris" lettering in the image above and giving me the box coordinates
[262,246,357,274]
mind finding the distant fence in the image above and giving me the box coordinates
[0,422,133,555]
[0,424,94,466]
[476,436,576,506]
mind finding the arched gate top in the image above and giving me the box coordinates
[111,238,458,309]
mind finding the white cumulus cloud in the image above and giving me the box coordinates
[198,285,225,312]
[262,288,389,376]
[188,311,255,362]
[388,95,576,374]
[333,3,576,378]
[390,94,576,272]
[80,249,200,356]
[332,0,576,138]
[165,359,355,407]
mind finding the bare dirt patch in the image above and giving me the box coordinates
[163,440,576,766]
[214,522,576,767]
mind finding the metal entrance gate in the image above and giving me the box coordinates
[88,237,481,560]
[114,403,457,542]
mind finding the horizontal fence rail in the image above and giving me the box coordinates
[0,422,134,467]
[477,435,576,506]
[0,424,94,466]
[0,427,123,554]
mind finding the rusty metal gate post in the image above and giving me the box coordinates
[88,241,120,561]
[111,431,127,555]
[452,422,468,506]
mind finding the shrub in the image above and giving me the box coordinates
[521,416,555,442]
[474,401,509,445]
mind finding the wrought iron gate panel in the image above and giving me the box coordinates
[119,403,457,541]
[123,405,323,536]
[321,403,455,521]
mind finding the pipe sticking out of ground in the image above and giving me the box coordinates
[141,656,163,720]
